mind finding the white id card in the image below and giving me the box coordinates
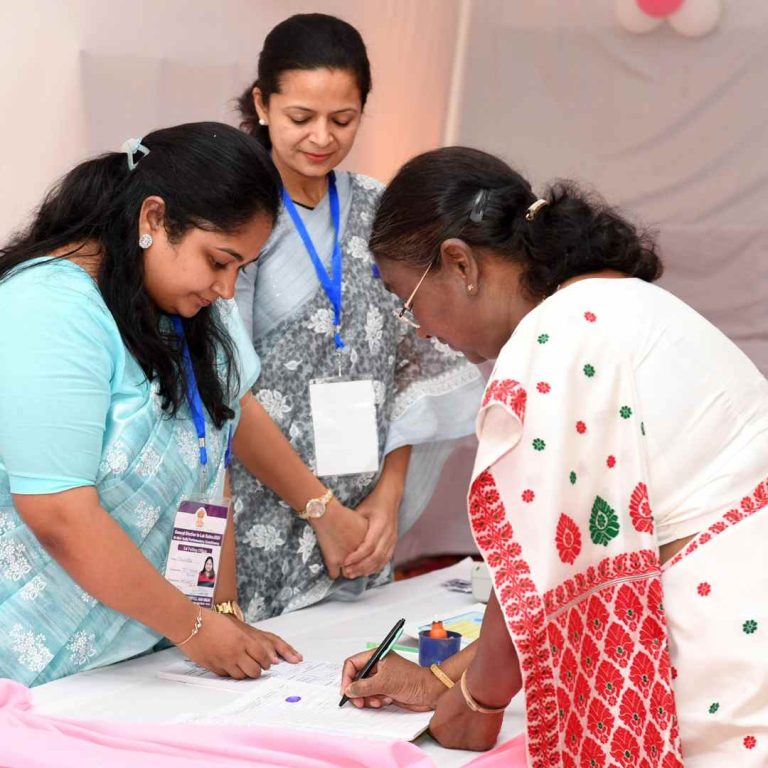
[309,379,379,477]
[164,497,229,608]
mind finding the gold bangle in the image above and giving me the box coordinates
[459,670,508,715]
[429,663,455,690]
[176,606,203,647]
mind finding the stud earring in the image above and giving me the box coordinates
[139,233,153,249]
[467,284,474,293]
[258,118,267,126]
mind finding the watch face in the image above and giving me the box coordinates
[306,499,325,518]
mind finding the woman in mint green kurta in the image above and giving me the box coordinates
[0,122,301,685]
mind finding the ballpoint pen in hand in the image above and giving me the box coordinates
[339,617,405,707]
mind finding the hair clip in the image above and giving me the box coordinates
[525,198,549,222]
[120,137,150,171]
[469,189,489,224]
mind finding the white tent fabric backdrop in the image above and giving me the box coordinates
[0,0,764,562]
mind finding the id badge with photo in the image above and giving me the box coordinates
[164,496,230,608]
[309,378,379,477]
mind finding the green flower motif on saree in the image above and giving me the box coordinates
[569,471,577,485]
[619,405,632,419]
[708,702,720,714]
[583,363,596,378]
[743,619,758,634]
[589,496,620,546]
[537,333,550,344]
[641,421,646,436]
[532,438,546,451]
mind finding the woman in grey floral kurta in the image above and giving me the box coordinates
[232,171,483,619]
[231,13,484,621]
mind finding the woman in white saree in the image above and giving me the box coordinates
[340,147,768,767]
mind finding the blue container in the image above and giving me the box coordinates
[418,629,462,667]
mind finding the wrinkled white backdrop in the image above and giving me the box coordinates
[1,1,764,562]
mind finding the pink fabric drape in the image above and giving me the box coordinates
[464,733,527,766]
[0,680,435,768]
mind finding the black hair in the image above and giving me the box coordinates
[0,122,281,428]
[370,147,662,299]
[237,13,372,148]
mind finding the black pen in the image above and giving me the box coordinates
[339,617,406,707]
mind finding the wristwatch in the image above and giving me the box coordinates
[214,600,244,622]
[299,488,334,520]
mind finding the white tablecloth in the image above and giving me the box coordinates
[32,559,524,767]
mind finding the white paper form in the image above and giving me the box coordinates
[175,677,431,742]
[158,659,340,693]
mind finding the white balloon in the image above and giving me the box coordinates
[669,0,723,37]
[615,0,665,34]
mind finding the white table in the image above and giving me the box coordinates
[33,559,524,767]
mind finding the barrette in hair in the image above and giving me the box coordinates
[120,137,150,171]
[469,189,490,224]
[525,198,549,222]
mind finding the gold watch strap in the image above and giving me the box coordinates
[317,488,334,505]
[430,663,455,690]
[214,600,240,616]
[459,671,508,714]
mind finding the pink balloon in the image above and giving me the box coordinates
[637,0,685,17]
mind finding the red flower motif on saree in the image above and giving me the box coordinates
[607,455,617,469]
[564,712,581,752]
[585,311,597,322]
[587,594,610,639]
[522,489,535,503]
[605,622,634,667]
[482,378,527,420]
[556,514,582,564]
[560,647,578,691]
[629,482,654,533]
[697,582,711,596]
[581,737,607,768]
[611,726,641,766]
[576,420,587,434]
[568,609,584,646]
[620,688,647,735]
[639,616,665,654]
[744,735,757,749]
[580,634,600,678]
[644,721,663,759]
[650,681,673,729]
[536,381,551,394]
[574,673,591,717]
[596,660,624,706]
[629,651,655,695]
[588,697,615,744]
[615,583,644,630]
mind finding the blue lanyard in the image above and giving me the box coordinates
[170,316,232,489]
[282,172,344,351]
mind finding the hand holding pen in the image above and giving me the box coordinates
[339,618,405,707]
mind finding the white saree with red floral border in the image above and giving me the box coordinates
[468,281,767,767]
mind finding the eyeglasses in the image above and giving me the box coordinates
[392,261,433,329]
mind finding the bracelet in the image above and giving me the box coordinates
[459,671,508,715]
[430,663,455,690]
[176,606,203,647]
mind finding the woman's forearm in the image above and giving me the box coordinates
[370,445,412,508]
[464,591,522,707]
[233,393,327,511]
[14,487,197,643]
